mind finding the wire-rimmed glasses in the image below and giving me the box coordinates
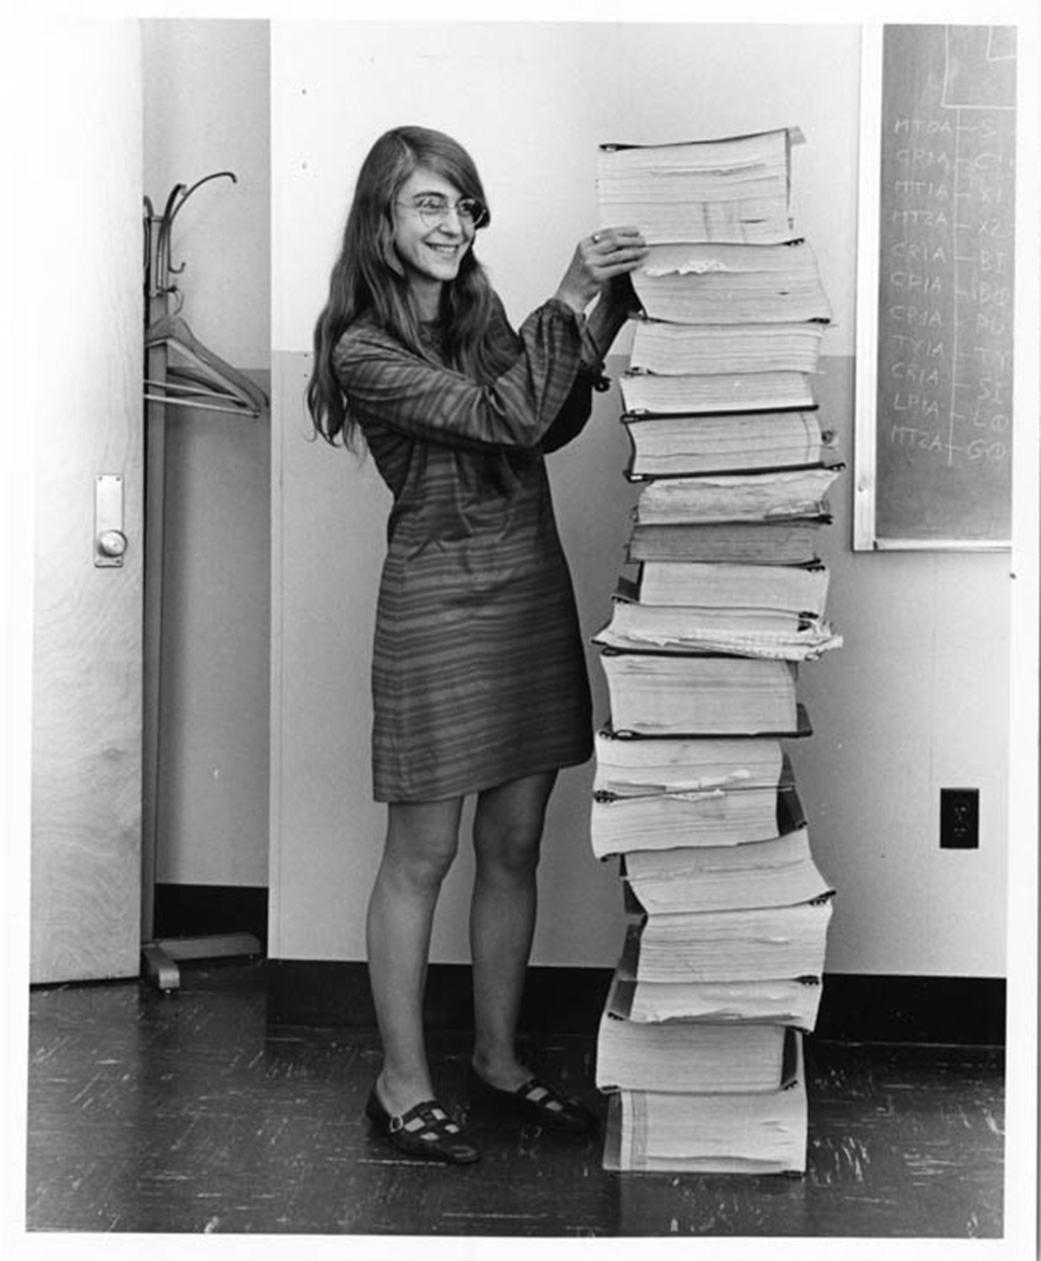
[395,194,490,231]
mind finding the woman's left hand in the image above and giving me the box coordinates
[585,226,648,284]
[554,226,648,313]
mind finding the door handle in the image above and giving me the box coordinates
[95,474,127,568]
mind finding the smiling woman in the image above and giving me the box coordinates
[306,124,647,1165]
[391,171,485,316]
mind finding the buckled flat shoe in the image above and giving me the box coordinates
[467,1065,599,1135]
[365,1087,480,1164]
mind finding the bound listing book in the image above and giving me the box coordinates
[628,894,834,984]
[629,320,826,377]
[594,725,784,796]
[590,757,800,860]
[632,240,833,325]
[620,369,814,416]
[600,652,802,737]
[626,517,828,566]
[623,409,833,479]
[612,921,823,1029]
[634,467,842,526]
[594,597,841,662]
[596,974,789,1094]
[602,1030,808,1174]
[636,560,830,615]
[596,129,803,246]
[623,820,833,914]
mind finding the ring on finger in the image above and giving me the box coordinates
[591,232,601,244]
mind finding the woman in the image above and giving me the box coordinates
[308,125,646,1165]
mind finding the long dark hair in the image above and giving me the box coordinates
[307,125,497,447]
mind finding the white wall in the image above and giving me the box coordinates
[143,20,271,887]
[792,360,1010,975]
[270,21,1011,976]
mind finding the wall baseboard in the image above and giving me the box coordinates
[149,887,1006,1047]
[265,960,1006,1047]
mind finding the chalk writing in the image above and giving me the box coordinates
[872,24,1015,542]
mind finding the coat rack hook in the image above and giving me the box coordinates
[160,170,239,287]
[143,196,155,298]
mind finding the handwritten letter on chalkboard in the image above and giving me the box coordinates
[855,25,1016,549]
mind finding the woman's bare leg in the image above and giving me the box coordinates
[367,796,464,1115]
[469,770,557,1088]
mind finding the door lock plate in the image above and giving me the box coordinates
[95,474,126,567]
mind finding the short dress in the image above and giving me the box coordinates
[332,294,601,803]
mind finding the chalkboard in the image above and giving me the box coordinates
[855,25,1016,549]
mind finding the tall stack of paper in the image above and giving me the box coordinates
[592,127,841,1176]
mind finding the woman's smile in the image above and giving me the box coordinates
[425,241,463,258]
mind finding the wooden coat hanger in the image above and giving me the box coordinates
[146,364,263,417]
[145,309,266,417]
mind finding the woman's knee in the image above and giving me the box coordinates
[382,799,462,889]
[478,821,543,879]
[473,804,546,877]
[473,773,555,875]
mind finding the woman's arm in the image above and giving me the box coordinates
[553,227,646,417]
[335,229,646,453]
[540,373,596,453]
[334,298,586,452]
[584,272,642,365]
[542,266,644,453]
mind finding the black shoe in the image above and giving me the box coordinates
[364,1087,480,1165]
[467,1065,599,1135]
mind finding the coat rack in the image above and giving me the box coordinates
[140,172,268,991]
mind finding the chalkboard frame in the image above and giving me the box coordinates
[854,23,1016,552]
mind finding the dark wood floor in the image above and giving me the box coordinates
[25,961,1004,1238]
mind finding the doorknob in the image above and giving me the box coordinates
[95,474,127,568]
[98,529,128,559]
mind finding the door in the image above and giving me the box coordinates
[29,20,145,983]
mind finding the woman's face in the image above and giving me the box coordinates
[391,166,476,315]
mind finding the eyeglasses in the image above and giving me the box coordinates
[395,194,489,230]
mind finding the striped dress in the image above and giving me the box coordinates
[332,295,598,803]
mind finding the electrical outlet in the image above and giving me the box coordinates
[940,788,980,849]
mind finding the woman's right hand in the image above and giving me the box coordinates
[553,227,648,315]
